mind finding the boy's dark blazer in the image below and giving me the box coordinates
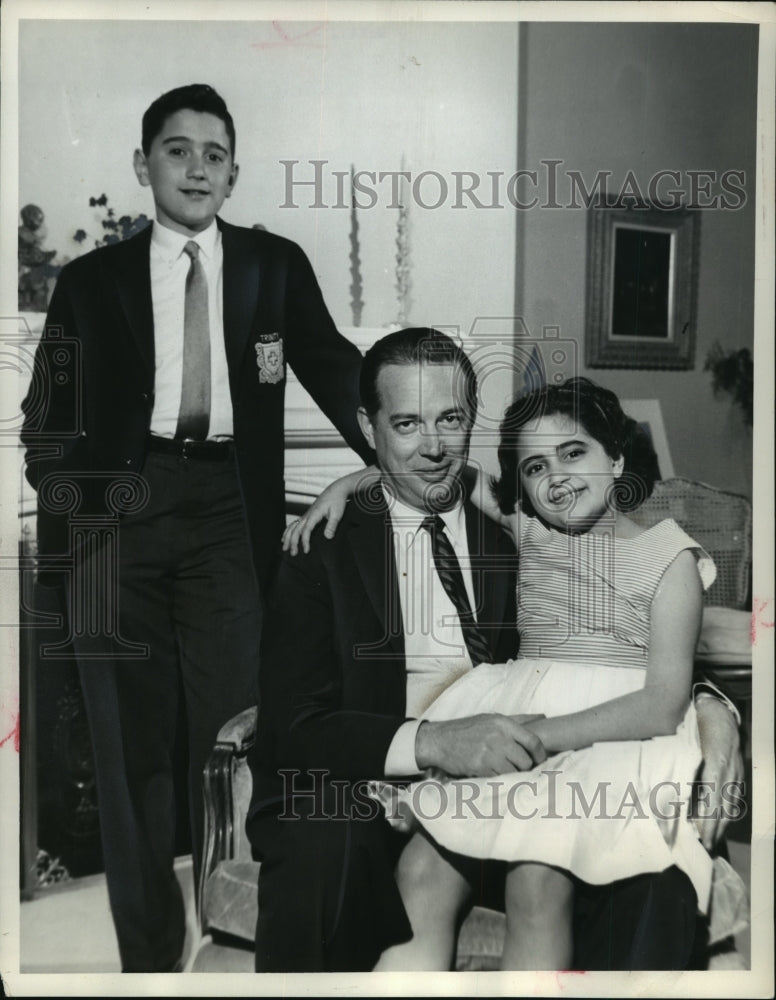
[21,217,371,595]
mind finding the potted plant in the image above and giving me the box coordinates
[704,343,753,427]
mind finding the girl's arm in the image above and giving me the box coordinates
[526,549,703,752]
[283,465,379,555]
[285,462,520,555]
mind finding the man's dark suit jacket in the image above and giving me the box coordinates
[247,486,519,968]
[249,486,518,807]
[20,217,372,595]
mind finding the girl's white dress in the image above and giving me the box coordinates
[392,516,721,915]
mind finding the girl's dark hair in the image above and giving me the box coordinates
[491,376,659,516]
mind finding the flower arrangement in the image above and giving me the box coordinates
[18,203,60,311]
[73,194,151,249]
[18,194,152,311]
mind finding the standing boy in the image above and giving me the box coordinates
[21,83,371,972]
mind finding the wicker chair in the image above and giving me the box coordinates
[192,477,753,971]
[630,478,753,731]
[628,477,752,610]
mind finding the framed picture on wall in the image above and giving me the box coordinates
[585,200,700,369]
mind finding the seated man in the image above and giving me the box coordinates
[246,327,743,972]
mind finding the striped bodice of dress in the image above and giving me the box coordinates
[512,516,716,670]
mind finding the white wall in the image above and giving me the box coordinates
[19,18,518,341]
[18,17,760,493]
[517,21,758,496]
[18,17,520,470]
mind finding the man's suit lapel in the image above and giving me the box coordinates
[346,495,509,664]
[347,494,405,660]
[107,225,155,380]
[219,219,261,396]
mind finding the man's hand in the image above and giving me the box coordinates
[694,695,745,850]
[415,714,547,777]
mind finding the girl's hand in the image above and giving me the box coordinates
[282,466,379,555]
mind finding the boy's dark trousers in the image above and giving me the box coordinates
[71,450,261,972]
[22,218,372,971]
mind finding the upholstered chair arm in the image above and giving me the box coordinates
[199,705,258,930]
[215,706,258,752]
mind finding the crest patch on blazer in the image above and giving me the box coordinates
[255,333,285,384]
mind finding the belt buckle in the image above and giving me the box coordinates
[180,437,198,459]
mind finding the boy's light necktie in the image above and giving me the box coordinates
[175,240,211,441]
[420,514,492,667]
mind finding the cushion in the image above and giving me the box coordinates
[697,607,752,665]
[203,859,260,942]
[455,906,506,971]
[202,858,507,969]
[231,759,255,862]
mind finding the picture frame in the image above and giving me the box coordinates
[585,199,701,369]
[621,398,675,480]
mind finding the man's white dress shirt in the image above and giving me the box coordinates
[383,489,479,776]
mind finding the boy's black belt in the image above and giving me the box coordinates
[146,434,234,461]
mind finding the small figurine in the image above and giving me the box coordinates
[19,204,58,311]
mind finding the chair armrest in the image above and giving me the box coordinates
[215,705,258,751]
[199,705,258,930]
